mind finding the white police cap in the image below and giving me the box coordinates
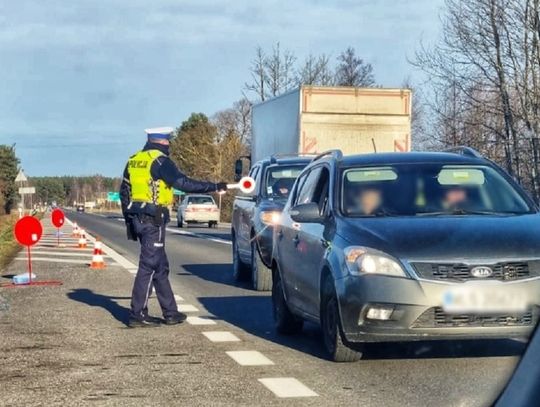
[145,126,175,139]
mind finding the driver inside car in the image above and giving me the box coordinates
[272,178,295,198]
[349,186,384,215]
[441,186,468,211]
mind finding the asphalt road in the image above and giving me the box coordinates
[68,210,527,406]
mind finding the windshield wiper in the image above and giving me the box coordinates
[416,209,522,216]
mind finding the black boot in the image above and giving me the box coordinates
[164,312,187,325]
[128,316,161,328]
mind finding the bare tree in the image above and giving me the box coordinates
[245,43,297,101]
[245,47,267,102]
[335,47,375,87]
[264,42,297,97]
[297,54,334,86]
[212,98,252,145]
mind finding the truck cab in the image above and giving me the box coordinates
[231,155,312,290]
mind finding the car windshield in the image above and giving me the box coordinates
[342,164,533,217]
[265,165,305,199]
[187,196,214,205]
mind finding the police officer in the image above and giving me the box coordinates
[120,127,227,328]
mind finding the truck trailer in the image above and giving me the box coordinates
[250,85,412,162]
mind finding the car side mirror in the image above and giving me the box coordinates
[290,203,323,224]
[234,159,243,182]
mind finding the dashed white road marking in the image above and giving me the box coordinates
[258,378,318,398]
[226,351,274,366]
[202,331,240,342]
[174,294,184,302]
[165,227,232,246]
[178,304,198,312]
[186,316,217,325]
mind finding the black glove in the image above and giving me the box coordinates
[216,182,228,192]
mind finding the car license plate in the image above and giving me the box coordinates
[442,281,528,314]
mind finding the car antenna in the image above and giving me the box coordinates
[371,138,378,153]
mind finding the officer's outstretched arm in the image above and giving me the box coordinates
[154,157,218,193]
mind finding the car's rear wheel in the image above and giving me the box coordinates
[177,216,184,228]
[251,240,272,291]
[321,276,362,362]
[272,272,303,334]
[232,235,250,281]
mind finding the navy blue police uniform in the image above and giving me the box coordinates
[120,127,226,327]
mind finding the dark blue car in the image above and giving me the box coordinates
[272,148,540,362]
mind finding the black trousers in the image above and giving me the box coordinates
[130,217,178,319]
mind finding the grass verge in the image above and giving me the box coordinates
[0,214,21,274]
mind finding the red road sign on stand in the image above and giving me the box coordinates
[51,209,65,246]
[1,216,62,288]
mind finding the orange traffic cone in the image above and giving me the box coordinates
[90,240,106,269]
[77,230,87,248]
[72,223,80,237]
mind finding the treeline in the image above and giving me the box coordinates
[414,0,540,200]
[32,176,121,206]
[245,43,376,102]
[0,145,19,215]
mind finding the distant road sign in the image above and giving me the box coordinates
[107,192,120,202]
[18,187,35,194]
[15,170,28,183]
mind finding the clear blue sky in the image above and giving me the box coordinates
[0,0,443,177]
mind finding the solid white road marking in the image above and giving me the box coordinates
[202,331,240,342]
[186,316,217,325]
[258,378,318,398]
[174,294,184,302]
[226,351,274,366]
[165,227,232,246]
[178,304,198,312]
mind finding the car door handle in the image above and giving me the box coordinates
[292,235,300,247]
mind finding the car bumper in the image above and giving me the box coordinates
[336,275,540,343]
[183,213,220,222]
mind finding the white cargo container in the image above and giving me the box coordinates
[251,86,412,163]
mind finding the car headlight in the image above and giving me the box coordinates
[260,211,281,226]
[344,246,406,277]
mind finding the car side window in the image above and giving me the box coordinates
[249,166,259,180]
[312,167,330,216]
[295,167,323,206]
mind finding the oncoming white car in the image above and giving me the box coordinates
[177,194,220,228]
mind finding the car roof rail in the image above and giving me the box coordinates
[311,149,344,163]
[270,153,317,164]
[444,146,484,159]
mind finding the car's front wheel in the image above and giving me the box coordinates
[272,272,303,334]
[321,275,362,362]
[251,240,272,291]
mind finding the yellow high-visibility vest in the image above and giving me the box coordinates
[127,150,173,206]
